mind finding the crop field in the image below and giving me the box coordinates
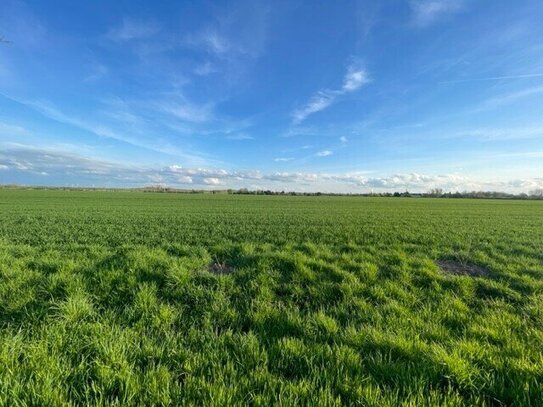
[1,189,543,406]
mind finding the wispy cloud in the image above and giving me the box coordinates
[182,1,269,82]
[292,65,369,124]
[340,136,348,144]
[316,150,333,157]
[449,125,543,141]
[187,30,233,57]
[410,0,463,27]
[226,133,253,140]
[292,92,335,125]
[439,73,543,84]
[475,85,543,112]
[0,93,214,165]
[155,99,215,123]
[107,18,159,41]
[274,157,293,162]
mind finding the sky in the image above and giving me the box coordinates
[1,0,543,193]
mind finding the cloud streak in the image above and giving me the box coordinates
[439,73,543,84]
[292,65,369,124]
[474,85,543,112]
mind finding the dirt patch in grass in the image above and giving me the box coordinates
[437,259,489,277]
[208,260,236,275]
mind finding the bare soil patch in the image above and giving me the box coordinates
[209,260,235,275]
[437,259,489,277]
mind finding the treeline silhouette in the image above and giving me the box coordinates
[142,186,543,199]
[2,184,542,199]
[226,188,543,199]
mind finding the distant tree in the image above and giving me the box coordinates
[429,188,443,197]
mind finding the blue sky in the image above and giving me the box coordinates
[1,0,543,192]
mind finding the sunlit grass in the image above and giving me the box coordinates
[1,190,542,405]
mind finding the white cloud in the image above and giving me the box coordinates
[274,157,293,162]
[2,147,542,193]
[340,136,348,143]
[226,134,254,140]
[292,92,335,125]
[292,65,368,124]
[410,0,463,27]
[177,176,193,184]
[316,150,333,157]
[267,172,319,183]
[107,18,159,41]
[203,177,221,185]
[342,67,369,92]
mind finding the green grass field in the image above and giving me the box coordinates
[1,189,543,406]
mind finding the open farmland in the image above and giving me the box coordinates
[1,189,543,406]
